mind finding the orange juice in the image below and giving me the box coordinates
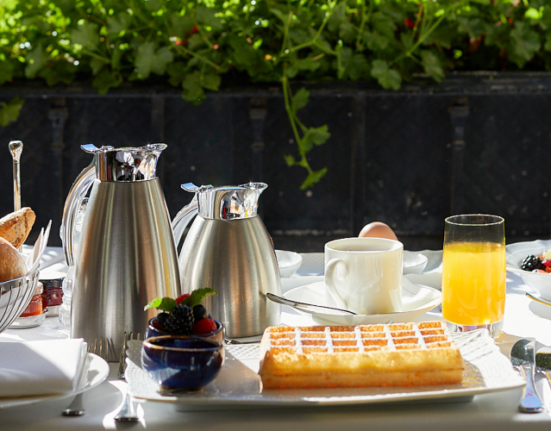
[442,241,506,325]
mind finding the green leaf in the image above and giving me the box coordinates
[150,47,174,75]
[345,54,369,80]
[201,72,221,91]
[508,22,540,67]
[170,14,195,38]
[70,21,100,49]
[327,1,346,33]
[400,33,414,51]
[25,45,46,78]
[196,6,223,32]
[372,12,396,39]
[0,61,15,85]
[144,297,177,313]
[0,97,24,127]
[545,33,551,51]
[181,287,218,308]
[421,50,445,82]
[107,12,132,36]
[339,21,356,43]
[92,70,123,94]
[144,0,160,12]
[292,87,310,111]
[300,168,327,190]
[270,8,289,24]
[187,33,205,50]
[134,42,155,79]
[284,154,296,166]
[90,58,105,75]
[363,31,390,51]
[300,125,330,153]
[182,71,205,104]
[370,59,401,90]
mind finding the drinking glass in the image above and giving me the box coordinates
[442,214,506,338]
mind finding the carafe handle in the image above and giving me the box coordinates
[172,195,199,249]
[61,162,96,266]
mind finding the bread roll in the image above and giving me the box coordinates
[0,237,27,283]
[0,208,36,248]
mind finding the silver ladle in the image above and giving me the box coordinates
[266,292,357,315]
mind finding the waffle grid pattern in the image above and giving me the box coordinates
[265,321,453,355]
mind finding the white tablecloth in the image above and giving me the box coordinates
[2,250,551,430]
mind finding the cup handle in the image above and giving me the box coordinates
[325,258,349,310]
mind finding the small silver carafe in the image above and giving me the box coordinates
[172,183,281,339]
[61,144,181,361]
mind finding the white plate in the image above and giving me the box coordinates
[282,277,442,325]
[293,252,429,277]
[0,353,109,409]
[125,329,524,410]
[276,250,303,277]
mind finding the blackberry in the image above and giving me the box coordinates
[521,255,544,272]
[164,304,195,335]
[193,304,207,322]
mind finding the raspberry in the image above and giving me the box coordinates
[175,293,190,305]
[543,259,551,267]
[192,317,218,335]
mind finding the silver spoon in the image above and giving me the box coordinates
[266,292,357,315]
[62,393,85,417]
[510,338,544,413]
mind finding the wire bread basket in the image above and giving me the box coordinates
[0,266,40,333]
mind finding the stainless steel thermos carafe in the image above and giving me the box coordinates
[172,183,281,339]
[61,144,181,361]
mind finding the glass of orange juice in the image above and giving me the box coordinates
[442,214,506,338]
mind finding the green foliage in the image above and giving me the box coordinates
[1,0,551,187]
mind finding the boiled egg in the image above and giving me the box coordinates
[358,221,398,241]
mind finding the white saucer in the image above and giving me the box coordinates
[283,277,442,325]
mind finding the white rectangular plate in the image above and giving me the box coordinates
[126,329,524,410]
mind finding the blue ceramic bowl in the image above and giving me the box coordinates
[142,335,224,391]
[146,317,224,343]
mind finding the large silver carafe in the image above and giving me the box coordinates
[172,183,281,339]
[62,144,180,361]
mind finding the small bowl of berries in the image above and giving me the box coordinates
[142,334,224,391]
[145,288,223,343]
[507,239,551,300]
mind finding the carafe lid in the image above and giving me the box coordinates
[183,182,267,220]
[82,144,166,182]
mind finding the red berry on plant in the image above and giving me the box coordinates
[192,317,218,335]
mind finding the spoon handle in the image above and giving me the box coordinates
[518,364,544,413]
[266,293,356,315]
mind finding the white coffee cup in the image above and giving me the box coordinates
[324,237,403,315]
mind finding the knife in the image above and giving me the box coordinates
[510,338,544,413]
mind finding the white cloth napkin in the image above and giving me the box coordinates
[0,338,87,397]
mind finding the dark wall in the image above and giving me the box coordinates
[0,73,549,251]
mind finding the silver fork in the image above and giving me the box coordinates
[114,332,140,422]
[62,339,107,417]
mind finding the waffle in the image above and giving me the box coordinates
[258,321,464,389]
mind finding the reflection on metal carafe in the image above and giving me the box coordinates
[172,183,281,339]
[62,144,180,361]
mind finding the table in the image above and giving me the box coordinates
[2,252,551,430]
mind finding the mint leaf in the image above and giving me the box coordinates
[182,288,217,308]
[0,97,24,127]
[151,47,174,75]
[144,297,177,313]
[508,22,540,67]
